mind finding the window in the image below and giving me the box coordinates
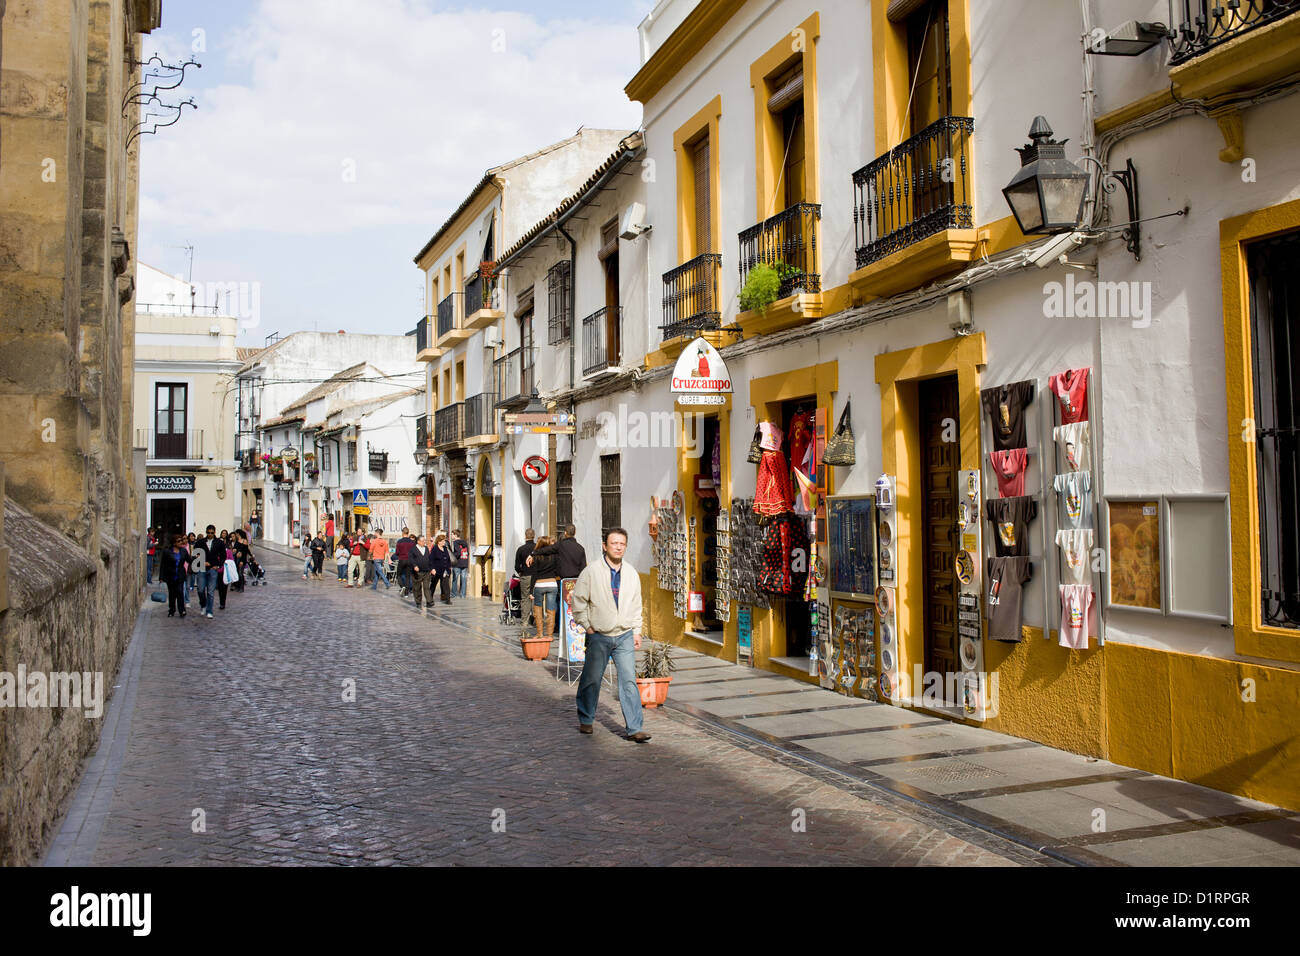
[154,383,187,459]
[547,260,572,344]
[494,494,502,547]
[347,441,357,472]
[673,96,720,262]
[322,443,331,473]
[1249,230,1300,629]
[600,454,622,537]
[555,459,573,529]
[691,134,712,254]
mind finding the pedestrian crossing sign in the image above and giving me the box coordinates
[353,488,370,515]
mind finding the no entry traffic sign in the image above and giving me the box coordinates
[522,455,549,485]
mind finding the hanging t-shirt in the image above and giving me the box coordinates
[985,496,1037,557]
[986,556,1032,643]
[1048,368,1090,424]
[981,380,1035,451]
[1055,528,1094,586]
[1058,584,1095,649]
[1053,471,1093,529]
[990,448,1029,497]
[1053,421,1091,472]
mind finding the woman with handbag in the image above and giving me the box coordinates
[160,534,189,618]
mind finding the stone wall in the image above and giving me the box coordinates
[0,0,161,865]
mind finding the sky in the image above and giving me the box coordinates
[136,0,652,348]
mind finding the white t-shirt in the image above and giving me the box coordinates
[1053,471,1093,529]
[1058,584,1095,649]
[1053,421,1091,472]
[1055,528,1094,586]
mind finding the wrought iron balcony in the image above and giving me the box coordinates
[435,292,464,340]
[415,315,431,355]
[137,427,205,461]
[582,306,622,376]
[1170,0,1300,64]
[464,391,499,440]
[493,348,535,407]
[853,115,974,269]
[661,252,722,341]
[738,202,822,302]
[415,414,431,452]
[434,403,463,447]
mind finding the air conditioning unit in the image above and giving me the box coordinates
[619,202,651,240]
[483,327,502,348]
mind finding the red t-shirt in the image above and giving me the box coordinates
[325,519,335,536]
[990,448,1029,497]
[1048,368,1089,423]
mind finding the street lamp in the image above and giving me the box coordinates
[1003,115,1144,260]
[1002,117,1089,236]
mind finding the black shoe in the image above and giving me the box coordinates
[441,599,451,605]
[180,611,186,618]
[168,611,174,617]
[625,732,652,743]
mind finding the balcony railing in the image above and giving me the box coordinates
[494,348,535,406]
[137,428,205,460]
[464,391,498,439]
[738,202,822,302]
[434,403,463,446]
[415,315,431,353]
[415,414,431,453]
[853,115,974,269]
[582,306,622,376]
[436,293,461,339]
[661,252,722,341]
[1170,0,1300,64]
[464,268,502,318]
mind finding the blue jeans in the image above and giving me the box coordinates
[200,567,223,612]
[145,552,153,583]
[451,566,466,598]
[371,560,390,589]
[576,630,643,735]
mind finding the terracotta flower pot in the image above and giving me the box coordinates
[520,636,552,661]
[636,676,672,708]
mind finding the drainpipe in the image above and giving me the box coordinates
[556,219,579,509]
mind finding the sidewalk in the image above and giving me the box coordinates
[254,540,1300,866]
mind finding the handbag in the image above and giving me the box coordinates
[222,558,239,585]
[823,400,856,466]
[150,590,166,603]
[746,426,763,464]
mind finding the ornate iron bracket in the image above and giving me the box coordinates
[1079,156,1141,261]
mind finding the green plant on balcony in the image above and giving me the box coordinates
[739,262,800,315]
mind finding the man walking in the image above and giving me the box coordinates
[528,524,587,581]
[370,532,392,590]
[514,528,536,627]
[347,535,367,588]
[408,535,433,610]
[450,529,469,598]
[194,525,228,619]
[394,527,414,595]
[570,528,649,743]
[324,513,335,559]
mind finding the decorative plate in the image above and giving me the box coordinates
[879,547,892,570]
[879,520,893,547]
[954,550,975,586]
[879,672,893,699]
[875,587,892,615]
[880,648,894,673]
[879,619,893,646]
[960,637,979,670]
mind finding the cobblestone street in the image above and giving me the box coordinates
[42,548,1035,866]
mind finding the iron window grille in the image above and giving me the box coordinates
[1249,229,1300,629]
[555,459,573,529]
[600,454,622,539]
[547,260,572,344]
[660,252,722,340]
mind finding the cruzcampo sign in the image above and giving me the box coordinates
[671,337,731,406]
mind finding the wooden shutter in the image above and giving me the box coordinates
[692,136,711,256]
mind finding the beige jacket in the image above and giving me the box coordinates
[571,558,642,637]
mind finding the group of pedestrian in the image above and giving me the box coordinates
[147,524,262,620]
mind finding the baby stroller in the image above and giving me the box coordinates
[499,575,521,624]
[246,555,267,586]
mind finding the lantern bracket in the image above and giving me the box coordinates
[1079,156,1140,261]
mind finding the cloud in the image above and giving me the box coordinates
[139,0,645,238]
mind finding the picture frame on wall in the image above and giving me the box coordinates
[1104,497,1163,613]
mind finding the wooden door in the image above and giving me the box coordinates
[919,375,960,681]
[782,105,806,209]
[906,0,954,223]
[691,135,711,256]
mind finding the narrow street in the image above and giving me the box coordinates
[44,547,1030,866]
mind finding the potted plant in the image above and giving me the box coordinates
[519,630,552,661]
[738,262,801,315]
[636,640,676,708]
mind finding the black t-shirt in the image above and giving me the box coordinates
[985,496,1038,557]
[986,556,1032,642]
[981,380,1035,451]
